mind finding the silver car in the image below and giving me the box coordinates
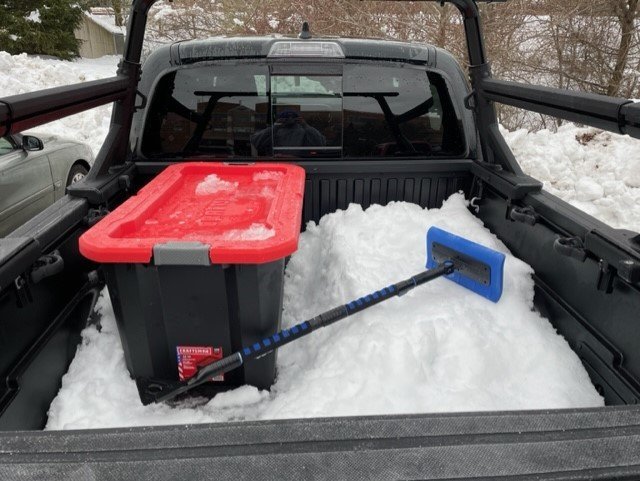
[0,133,94,236]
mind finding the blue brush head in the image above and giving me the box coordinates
[426,227,506,303]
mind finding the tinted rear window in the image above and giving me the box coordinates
[141,63,465,159]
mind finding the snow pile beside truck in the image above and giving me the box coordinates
[504,125,640,232]
[0,52,119,155]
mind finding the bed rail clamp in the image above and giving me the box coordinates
[13,275,32,308]
[618,259,640,284]
[509,205,538,226]
[597,260,616,294]
[84,206,110,227]
[30,251,64,284]
[554,236,587,262]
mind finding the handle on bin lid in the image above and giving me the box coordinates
[153,242,211,266]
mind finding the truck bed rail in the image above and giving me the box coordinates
[480,78,640,140]
[0,77,128,137]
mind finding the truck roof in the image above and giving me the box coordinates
[146,36,448,68]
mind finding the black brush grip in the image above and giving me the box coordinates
[241,321,311,362]
[318,306,349,327]
[191,352,243,385]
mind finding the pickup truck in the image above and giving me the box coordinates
[1,0,640,479]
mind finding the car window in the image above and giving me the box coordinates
[142,63,465,159]
[0,137,16,156]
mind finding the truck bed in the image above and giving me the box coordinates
[1,160,640,479]
[1,158,638,428]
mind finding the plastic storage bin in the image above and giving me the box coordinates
[79,162,306,400]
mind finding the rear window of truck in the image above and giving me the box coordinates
[141,63,465,159]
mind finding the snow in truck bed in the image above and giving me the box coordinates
[45,194,603,430]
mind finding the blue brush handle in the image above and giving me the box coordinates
[174,263,454,398]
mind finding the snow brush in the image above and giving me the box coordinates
[139,227,506,405]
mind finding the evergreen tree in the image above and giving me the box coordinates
[0,1,87,60]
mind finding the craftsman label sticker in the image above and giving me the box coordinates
[176,346,224,382]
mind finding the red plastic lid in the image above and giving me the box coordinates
[79,163,306,264]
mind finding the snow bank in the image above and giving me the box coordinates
[0,52,119,155]
[45,195,602,430]
[503,124,640,232]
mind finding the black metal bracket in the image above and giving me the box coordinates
[0,100,12,137]
[117,59,142,80]
[68,162,136,205]
[13,275,32,308]
[84,206,110,227]
[618,259,640,284]
[134,90,148,111]
[584,230,640,285]
[620,102,640,138]
[464,88,478,109]
[597,260,616,294]
[475,159,503,172]
[470,163,542,200]
[553,236,587,262]
[510,205,538,226]
[469,62,492,86]
[30,251,64,284]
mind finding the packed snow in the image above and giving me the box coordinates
[503,125,640,232]
[1,51,638,232]
[0,52,119,156]
[45,194,603,430]
[195,174,239,195]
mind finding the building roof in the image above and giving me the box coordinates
[85,8,126,36]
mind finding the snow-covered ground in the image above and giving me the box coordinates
[45,194,603,430]
[1,52,638,232]
[504,125,640,232]
[0,52,119,156]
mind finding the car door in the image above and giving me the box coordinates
[0,135,55,237]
